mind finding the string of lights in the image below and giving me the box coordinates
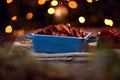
[2,0,120,33]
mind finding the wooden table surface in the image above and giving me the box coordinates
[1,28,120,80]
[9,33,105,80]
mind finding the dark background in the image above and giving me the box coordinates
[0,0,120,31]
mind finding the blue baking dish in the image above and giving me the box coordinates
[25,32,98,53]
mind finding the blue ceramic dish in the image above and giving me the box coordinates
[25,32,98,53]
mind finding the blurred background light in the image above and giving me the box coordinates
[104,19,109,26]
[55,6,68,17]
[0,0,119,30]
[104,19,113,26]
[51,0,58,6]
[87,0,93,3]
[68,1,78,9]
[95,0,99,1]
[11,16,17,21]
[78,16,86,23]
[109,20,113,26]
[26,12,33,20]
[5,25,12,33]
[55,9,62,17]
[38,0,46,5]
[48,8,55,15]
[6,0,13,4]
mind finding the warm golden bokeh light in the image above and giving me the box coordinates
[38,0,46,5]
[95,0,99,1]
[104,19,109,25]
[26,12,33,20]
[5,25,12,33]
[109,19,113,26]
[6,0,13,4]
[87,0,93,3]
[104,19,113,26]
[11,16,17,21]
[68,1,78,9]
[48,8,55,15]
[55,9,62,17]
[55,6,68,17]
[51,0,58,6]
[78,16,85,23]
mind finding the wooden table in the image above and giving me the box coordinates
[3,28,120,80]
[8,35,106,80]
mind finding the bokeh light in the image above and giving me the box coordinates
[55,9,62,17]
[51,0,58,6]
[95,0,99,1]
[68,1,78,9]
[109,19,113,26]
[6,0,13,4]
[38,0,46,5]
[26,12,33,20]
[104,19,113,26]
[78,16,86,23]
[104,19,109,25]
[5,25,12,33]
[11,16,17,21]
[87,0,93,3]
[48,8,55,15]
[55,6,68,17]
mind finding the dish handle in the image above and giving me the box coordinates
[87,36,99,43]
[24,33,34,39]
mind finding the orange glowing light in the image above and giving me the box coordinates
[55,6,68,17]
[26,12,33,20]
[11,16,17,21]
[5,25,12,33]
[6,0,13,4]
[38,0,46,5]
[17,30,25,37]
[68,1,78,9]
